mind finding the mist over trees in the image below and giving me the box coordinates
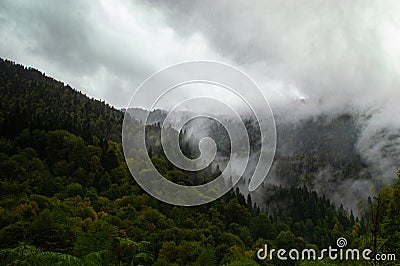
[0,58,399,265]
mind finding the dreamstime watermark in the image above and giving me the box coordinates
[257,237,397,262]
[122,61,276,206]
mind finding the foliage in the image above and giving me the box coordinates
[0,58,399,265]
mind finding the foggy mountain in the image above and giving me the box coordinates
[2,0,400,262]
[124,108,167,125]
[5,58,391,263]
[128,106,400,215]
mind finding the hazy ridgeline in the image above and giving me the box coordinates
[128,105,399,216]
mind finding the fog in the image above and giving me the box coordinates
[2,0,400,213]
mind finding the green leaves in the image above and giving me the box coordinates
[0,244,113,266]
[73,220,116,258]
[2,58,395,265]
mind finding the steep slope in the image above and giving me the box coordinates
[0,58,123,142]
[0,58,386,265]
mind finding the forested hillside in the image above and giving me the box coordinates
[0,58,399,265]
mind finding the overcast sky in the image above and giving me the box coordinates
[1,0,400,124]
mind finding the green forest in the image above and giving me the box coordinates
[0,58,399,265]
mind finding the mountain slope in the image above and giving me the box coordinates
[0,58,123,142]
[1,58,397,265]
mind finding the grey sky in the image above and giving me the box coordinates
[1,0,400,126]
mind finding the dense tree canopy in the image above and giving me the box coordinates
[0,58,398,265]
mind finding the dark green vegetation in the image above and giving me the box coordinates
[0,58,399,265]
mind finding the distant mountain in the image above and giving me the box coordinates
[125,101,399,203]
[125,107,210,128]
[126,103,399,214]
[124,107,167,125]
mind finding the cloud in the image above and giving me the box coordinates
[0,0,222,108]
[1,0,399,211]
[2,0,400,119]
[144,0,400,124]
